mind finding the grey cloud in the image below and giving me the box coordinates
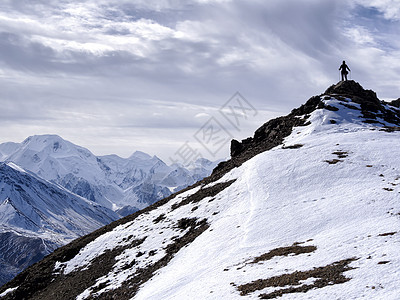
[1,0,400,160]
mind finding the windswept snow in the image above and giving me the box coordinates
[5,163,26,174]
[0,287,18,298]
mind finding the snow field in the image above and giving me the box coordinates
[133,97,400,299]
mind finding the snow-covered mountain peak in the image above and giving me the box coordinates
[128,151,153,161]
[0,134,219,214]
[19,134,95,160]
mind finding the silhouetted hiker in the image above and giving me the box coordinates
[339,61,351,81]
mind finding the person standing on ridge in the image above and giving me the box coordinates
[339,61,351,81]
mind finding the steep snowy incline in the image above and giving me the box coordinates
[0,162,118,240]
[0,162,119,287]
[1,81,399,299]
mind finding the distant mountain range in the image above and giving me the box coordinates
[0,135,220,216]
[0,135,220,286]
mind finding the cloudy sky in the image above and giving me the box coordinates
[1,0,400,163]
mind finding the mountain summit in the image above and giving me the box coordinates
[1,81,400,300]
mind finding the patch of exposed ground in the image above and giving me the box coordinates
[325,159,342,164]
[332,151,348,158]
[339,102,360,110]
[171,180,236,211]
[378,232,397,237]
[2,237,146,300]
[381,126,400,132]
[326,81,400,125]
[324,150,349,164]
[153,213,166,224]
[383,188,394,191]
[282,144,304,149]
[237,258,357,299]
[251,244,317,264]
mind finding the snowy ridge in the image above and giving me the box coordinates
[0,162,119,286]
[0,162,118,239]
[1,81,400,299]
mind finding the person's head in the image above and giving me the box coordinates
[343,60,346,64]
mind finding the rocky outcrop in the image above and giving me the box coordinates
[211,95,323,182]
[325,80,400,125]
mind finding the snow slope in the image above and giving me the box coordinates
[0,162,119,287]
[134,98,400,299]
[1,81,399,299]
[0,162,118,240]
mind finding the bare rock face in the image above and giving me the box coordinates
[0,232,57,287]
[326,80,400,125]
[389,98,400,108]
[218,95,324,182]
[325,80,379,104]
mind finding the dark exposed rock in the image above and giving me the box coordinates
[153,213,166,224]
[170,180,236,211]
[378,232,397,237]
[210,96,323,182]
[230,139,243,157]
[389,98,400,108]
[176,217,199,230]
[282,144,303,149]
[209,95,323,182]
[251,244,317,264]
[325,80,400,125]
[89,219,209,300]
[325,80,379,105]
[237,258,357,299]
